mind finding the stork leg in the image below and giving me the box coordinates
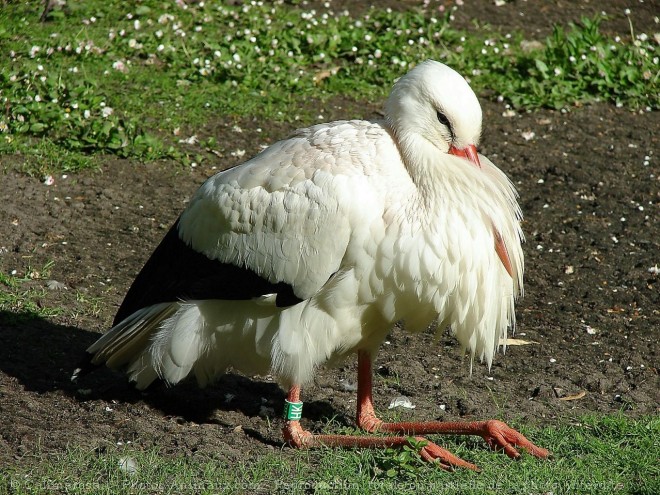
[282,384,477,471]
[355,350,550,460]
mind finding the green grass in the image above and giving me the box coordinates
[0,264,65,321]
[0,266,105,323]
[0,4,658,493]
[1,415,658,495]
[0,1,657,174]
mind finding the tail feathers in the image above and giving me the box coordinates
[147,302,209,386]
[80,303,178,388]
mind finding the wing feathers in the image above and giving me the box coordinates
[113,221,302,325]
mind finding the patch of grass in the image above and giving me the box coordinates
[0,264,106,324]
[0,2,656,173]
[73,291,105,319]
[1,415,657,495]
[479,15,659,109]
[0,263,64,322]
[2,138,97,176]
[374,436,430,480]
[0,284,62,323]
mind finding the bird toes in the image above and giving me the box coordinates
[481,420,550,459]
[416,437,480,472]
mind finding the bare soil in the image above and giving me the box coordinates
[1,0,658,474]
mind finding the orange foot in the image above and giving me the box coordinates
[283,420,478,471]
[478,419,549,459]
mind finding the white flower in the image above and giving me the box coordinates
[158,14,174,24]
[178,135,198,144]
[112,60,127,72]
[102,107,114,118]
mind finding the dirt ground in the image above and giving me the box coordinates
[1,0,658,474]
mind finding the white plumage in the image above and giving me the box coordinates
[85,59,523,394]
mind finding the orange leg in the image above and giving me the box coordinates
[282,351,549,470]
[355,350,550,460]
[282,383,476,471]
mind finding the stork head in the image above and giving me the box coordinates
[385,60,483,168]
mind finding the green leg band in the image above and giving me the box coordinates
[283,400,303,421]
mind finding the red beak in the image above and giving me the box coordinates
[449,144,481,168]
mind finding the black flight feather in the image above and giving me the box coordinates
[113,218,303,325]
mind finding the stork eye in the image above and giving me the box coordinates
[436,111,454,139]
[436,111,451,128]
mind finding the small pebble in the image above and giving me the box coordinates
[388,396,415,410]
[339,380,357,392]
[118,457,138,476]
[46,280,67,290]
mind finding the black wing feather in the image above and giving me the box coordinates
[113,218,302,325]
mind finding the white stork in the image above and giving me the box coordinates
[77,60,549,469]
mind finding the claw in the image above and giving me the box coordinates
[480,420,550,459]
[414,437,480,472]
